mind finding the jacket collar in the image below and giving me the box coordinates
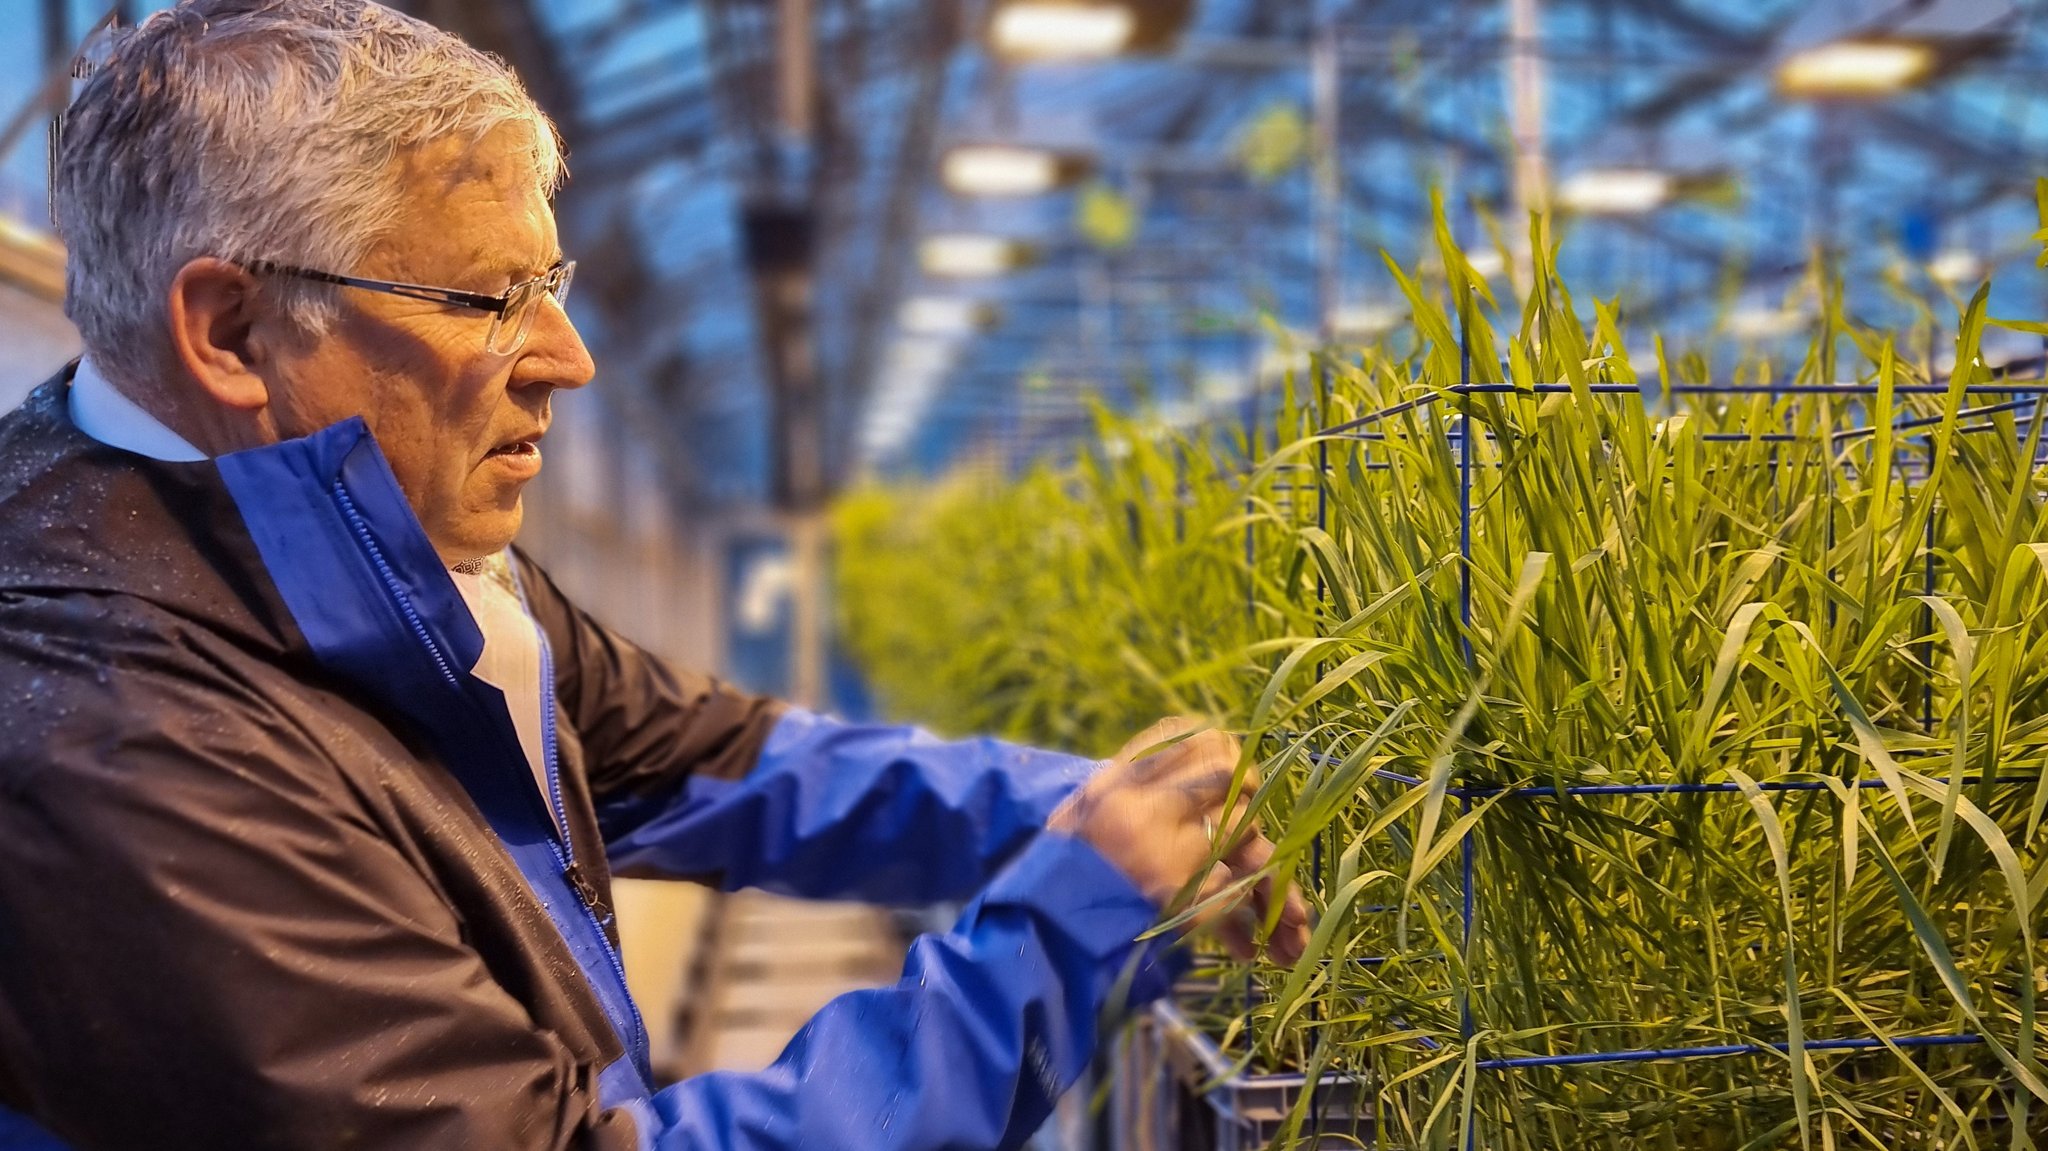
[218,417,486,698]
[214,419,564,849]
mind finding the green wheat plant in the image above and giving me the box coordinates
[834,209,2048,1149]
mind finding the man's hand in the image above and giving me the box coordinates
[1048,717,1310,966]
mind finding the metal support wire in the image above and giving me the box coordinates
[1457,322,1475,673]
[1309,348,1333,1146]
[1317,382,2048,441]
[1472,1032,1986,1072]
[1290,745,2035,1073]
[1458,792,1474,1042]
[1448,773,2039,800]
[1314,351,1333,899]
[1453,314,1478,1073]
[1300,752,2044,799]
[1922,435,1939,735]
[1243,384,1259,629]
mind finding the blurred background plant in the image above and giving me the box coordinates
[836,213,2048,1149]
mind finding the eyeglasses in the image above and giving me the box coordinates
[246,259,577,356]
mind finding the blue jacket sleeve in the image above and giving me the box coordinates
[600,708,1100,904]
[629,832,1180,1151]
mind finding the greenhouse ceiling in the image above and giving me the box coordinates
[2,0,2044,502]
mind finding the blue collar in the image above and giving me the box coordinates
[214,417,653,1090]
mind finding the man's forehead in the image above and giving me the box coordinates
[378,127,558,275]
[398,129,545,196]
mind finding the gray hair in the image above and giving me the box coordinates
[53,0,564,389]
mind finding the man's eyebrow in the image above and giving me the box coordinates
[463,245,563,280]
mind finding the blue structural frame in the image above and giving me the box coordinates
[1223,313,2048,1146]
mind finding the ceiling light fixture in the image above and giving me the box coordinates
[1556,168,1676,215]
[1464,250,1507,279]
[990,2,1138,60]
[942,146,1065,197]
[1778,39,1937,96]
[919,234,1029,278]
[1929,248,1984,285]
[1334,304,1404,341]
[1728,307,1811,340]
[859,340,961,461]
[1772,0,2016,99]
[899,297,994,335]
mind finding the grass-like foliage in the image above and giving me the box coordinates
[835,210,2048,1149]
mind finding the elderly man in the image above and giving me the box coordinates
[0,2,1307,1149]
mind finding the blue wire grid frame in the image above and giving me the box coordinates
[1212,316,2048,1145]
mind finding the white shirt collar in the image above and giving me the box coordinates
[67,356,207,462]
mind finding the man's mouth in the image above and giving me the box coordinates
[486,439,540,459]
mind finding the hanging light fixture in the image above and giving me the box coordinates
[1929,248,1984,285]
[940,145,1092,197]
[1772,0,2015,99]
[1728,307,1812,340]
[986,0,1193,61]
[991,3,1136,59]
[860,339,960,463]
[919,235,1033,278]
[899,297,998,335]
[1464,249,1507,280]
[1556,168,1677,216]
[1334,303,1405,341]
[943,147,1060,196]
[1779,40,1937,96]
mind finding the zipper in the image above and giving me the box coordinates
[333,482,649,1074]
[334,483,463,692]
[562,861,610,921]
[537,632,652,1074]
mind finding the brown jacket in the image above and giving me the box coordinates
[0,375,779,1147]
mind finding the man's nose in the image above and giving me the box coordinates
[521,296,596,390]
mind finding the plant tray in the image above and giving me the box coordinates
[1109,998,1370,1151]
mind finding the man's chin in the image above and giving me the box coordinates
[433,500,524,569]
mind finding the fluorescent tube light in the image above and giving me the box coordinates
[991,3,1137,60]
[860,339,959,460]
[1335,304,1403,340]
[1728,308,1809,339]
[1778,40,1936,96]
[1557,168,1675,215]
[943,146,1063,196]
[1197,370,1251,404]
[919,234,1025,277]
[899,297,989,335]
[1929,248,1983,285]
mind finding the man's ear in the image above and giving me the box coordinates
[166,257,273,411]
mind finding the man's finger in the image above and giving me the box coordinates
[1114,716,1210,765]
[1224,834,1313,966]
[1185,861,1256,962]
[1270,885,1312,966]
[1157,748,1255,814]
[1222,822,1275,871]
[1254,871,1312,967]
[1213,795,1258,852]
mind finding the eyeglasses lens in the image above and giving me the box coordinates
[487,280,539,356]
[485,263,575,356]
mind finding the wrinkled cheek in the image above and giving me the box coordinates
[371,449,432,528]
[466,464,526,513]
